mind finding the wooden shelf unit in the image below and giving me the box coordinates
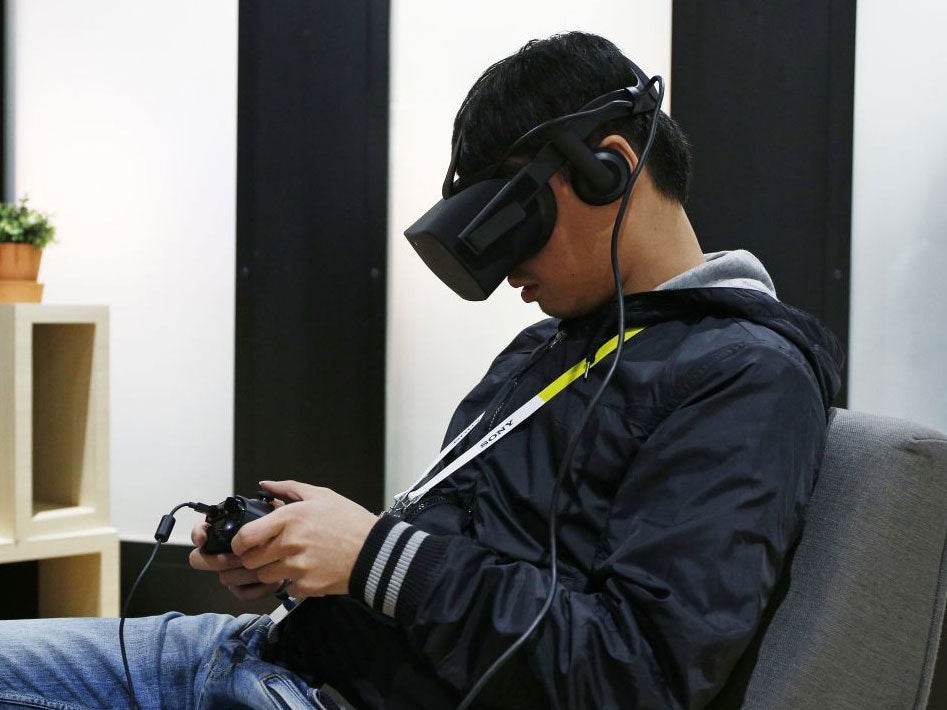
[0,304,118,617]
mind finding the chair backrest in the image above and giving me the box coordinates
[716,408,947,709]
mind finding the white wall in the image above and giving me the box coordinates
[386,1,673,502]
[7,1,238,542]
[849,1,947,432]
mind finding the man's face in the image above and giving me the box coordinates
[506,173,621,319]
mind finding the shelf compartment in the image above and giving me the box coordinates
[33,323,96,515]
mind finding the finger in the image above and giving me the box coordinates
[253,559,292,587]
[228,581,281,602]
[231,513,285,556]
[258,479,320,503]
[218,566,265,588]
[189,548,242,572]
[235,534,283,571]
[191,522,208,547]
[188,547,242,572]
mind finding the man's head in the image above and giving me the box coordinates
[444,33,699,318]
[412,32,702,319]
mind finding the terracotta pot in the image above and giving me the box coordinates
[0,243,43,281]
[0,244,44,302]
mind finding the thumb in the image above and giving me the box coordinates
[258,479,316,503]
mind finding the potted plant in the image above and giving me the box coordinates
[0,196,56,303]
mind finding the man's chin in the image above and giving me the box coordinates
[539,299,607,321]
[535,300,571,319]
[515,288,599,320]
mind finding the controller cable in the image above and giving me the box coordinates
[456,76,665,709]
[119,501,214,710]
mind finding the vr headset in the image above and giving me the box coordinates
[404,63,662,301]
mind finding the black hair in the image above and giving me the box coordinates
[452,31,692,205]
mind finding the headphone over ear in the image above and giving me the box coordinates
[570,146,631,206]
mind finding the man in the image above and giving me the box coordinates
[0,32,841,709]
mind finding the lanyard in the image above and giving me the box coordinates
[391,327,644,513]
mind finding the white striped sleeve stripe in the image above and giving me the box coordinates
[364,521,411,608]
[382,529,429,617]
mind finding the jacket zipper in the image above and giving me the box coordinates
[403,493,450,523]
[486,329,566,430]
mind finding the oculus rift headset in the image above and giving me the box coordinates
[404,61,661,301]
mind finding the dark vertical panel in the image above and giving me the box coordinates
[235,2,389,509]
[821,0,856,393]
[671,1,853,404]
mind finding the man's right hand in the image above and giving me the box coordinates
[188,521,283,602]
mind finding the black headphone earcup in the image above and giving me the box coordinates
[570,147,631,206]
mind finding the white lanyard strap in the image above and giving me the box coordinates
[392,327,644,512]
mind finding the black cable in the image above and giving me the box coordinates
[120,501,210,710]
[119,541,159,710]
[456,76,665,710]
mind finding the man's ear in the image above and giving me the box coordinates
[598,134,640,174]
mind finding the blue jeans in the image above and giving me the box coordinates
[0,612,336,709]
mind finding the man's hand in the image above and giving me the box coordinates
[188,521,283,602]
[230,480,378,599]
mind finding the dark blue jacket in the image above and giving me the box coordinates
[275,287,843,709]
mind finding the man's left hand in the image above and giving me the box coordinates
[231,480,378,599]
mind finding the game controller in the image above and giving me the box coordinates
[202,491,275,554]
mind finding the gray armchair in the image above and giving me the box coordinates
[715,408,947,709]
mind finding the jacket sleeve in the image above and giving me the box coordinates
[349,341,828,708]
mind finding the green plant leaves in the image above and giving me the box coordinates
[0,196,56,249]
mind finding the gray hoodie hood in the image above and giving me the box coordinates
[655,250,778,299]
